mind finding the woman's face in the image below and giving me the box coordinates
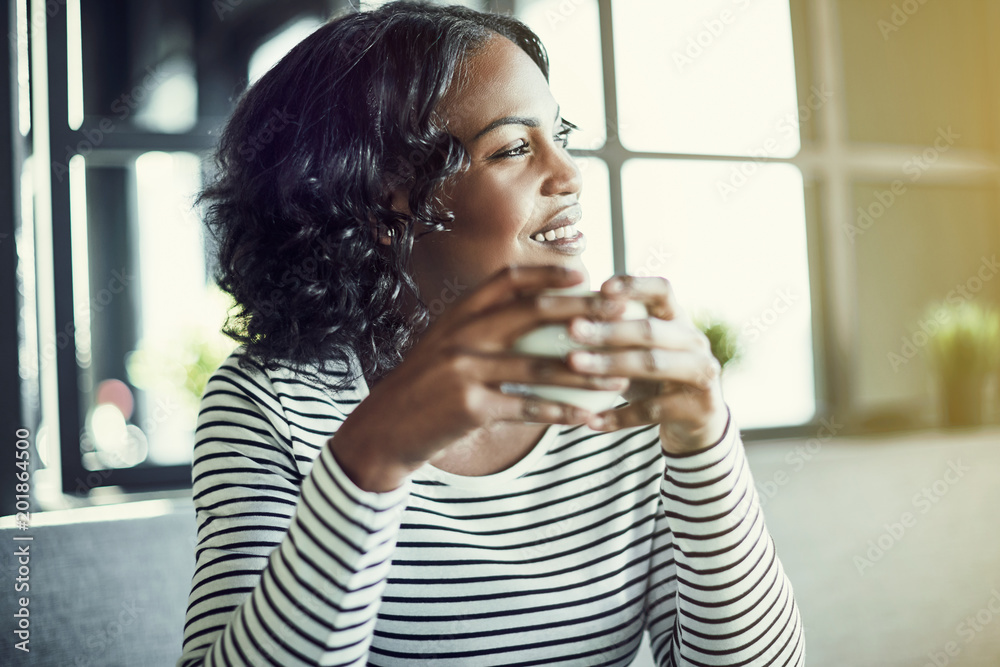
[406,34,588,310]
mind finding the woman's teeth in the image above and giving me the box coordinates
[533,225,575,242]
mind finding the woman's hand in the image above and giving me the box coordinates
[329,265,632,491]
[564,275,731,456]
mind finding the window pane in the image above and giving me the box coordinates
[517,0,607,150]
[71,152,233,473]
[576,158,614,289]
[249,17,324,85]
[613,0,800,157]
[76,159,146,471]
[126,152,235,466]
[622,159,815,428]
[80,1,198,132]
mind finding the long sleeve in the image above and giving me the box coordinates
[643,411,805,665]
[178,359,411,667]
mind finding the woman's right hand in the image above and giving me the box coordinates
[328,265,631,491]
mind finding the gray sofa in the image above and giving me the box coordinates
[0,498,196,666]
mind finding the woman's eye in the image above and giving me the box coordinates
[490,120,578,160]
[555,127,573,148]
[492,140,530,159]
[555,119,578,148]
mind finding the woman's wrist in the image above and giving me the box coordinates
[326,418,421,493]
[660,405,732,457]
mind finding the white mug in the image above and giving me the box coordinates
[509,285,648,413]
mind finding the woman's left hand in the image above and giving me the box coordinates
[566,275,730,455]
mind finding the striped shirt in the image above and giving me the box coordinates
[178,348,804,666]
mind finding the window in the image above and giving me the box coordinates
[9,0,853,508]
[10,0,338,505]
[516,0,818,429]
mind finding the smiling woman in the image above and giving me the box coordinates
[407,35,589,308]
[178,2,805,666]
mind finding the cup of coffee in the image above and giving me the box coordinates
[509,285,648,413]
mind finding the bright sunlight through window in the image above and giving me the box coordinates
[518,0,816,429]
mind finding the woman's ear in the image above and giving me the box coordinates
[372,187,411,246]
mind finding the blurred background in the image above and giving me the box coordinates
[1,0,998,665]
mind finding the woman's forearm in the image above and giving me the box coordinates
[650,418,805,665]
[178,372,411,667]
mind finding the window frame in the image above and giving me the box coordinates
[556,0,832,440]
[26,0,985,504]
[42,3,217,497]
[23,0,338,502]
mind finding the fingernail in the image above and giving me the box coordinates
[571,319,602,343]
[537,295,561,310]
[595,378,628,391]
[591,413,617,430]
[605,277,625,294]
[593,298,623,319]
[572,351,606,371]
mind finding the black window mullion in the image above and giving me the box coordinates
[2,0,30,517]
[43,2,91,497]
[46,3,205,497]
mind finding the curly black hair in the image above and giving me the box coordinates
[200,1,550,391]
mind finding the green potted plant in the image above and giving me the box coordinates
[694,315,743,371]
[126,282,239,414]
[924,301,1000,427]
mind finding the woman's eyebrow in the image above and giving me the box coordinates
[470,105,561,143]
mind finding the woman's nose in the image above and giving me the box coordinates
[541,143,583,197]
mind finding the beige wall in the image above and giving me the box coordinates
[854,182,1000,410]
[793,0,1000,427]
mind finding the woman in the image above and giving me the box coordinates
[179,2,804,665]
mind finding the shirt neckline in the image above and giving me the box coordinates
[347,350,561,489]
[419,424,560,490]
